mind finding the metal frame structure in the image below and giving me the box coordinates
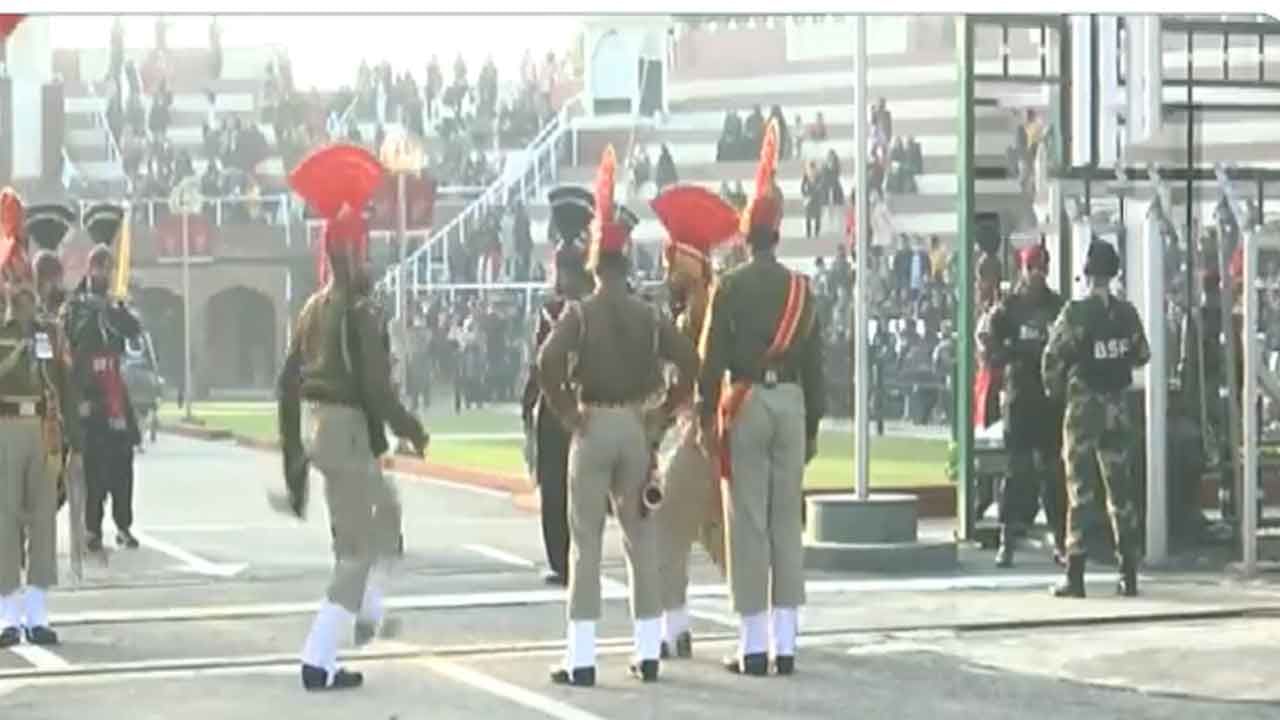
[956,14,1072,541]
[956,14,1280,560]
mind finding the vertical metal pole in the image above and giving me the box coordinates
[1242,230,1259,574]
[1143,201,1169,563]
[854,15,870,500]
[397,172,409,396]
[955,16,977,540]
[181,211,193,421]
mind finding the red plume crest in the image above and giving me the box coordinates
[741,119,783,233]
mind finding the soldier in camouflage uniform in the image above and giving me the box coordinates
[1042,240,1150,598]
[978,245,1064,567]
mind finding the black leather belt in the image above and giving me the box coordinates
[0,399,45,418]
[731,369,799,387]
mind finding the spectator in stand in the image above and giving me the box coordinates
[203,91,219,157]
[512,202,532,281]
[743,104,765,158]
[769,105,790,160]
[888,136,918,194]
[844,188,857,247]
[631,146,651,198]
[873,97,892,146]
[928,235,948,284]
[105,86,124,145]
[892,235,913,301]
[654,144,677,191]
[109,17,125,80]
[831,243,853,298]
[868,144,887,201]
[802,160,824,238]
[479,57,499,119]
[823,148,844,229]
[540,52,558,124]
[120,127,144,183]
[907,135,923,178]
[200,159,223,218]
[426,55,443,124]
[793,113,805,158]
[716,111,742,162]
[147,78,173,138]
[910,235,931,301]
[261,63,280,124]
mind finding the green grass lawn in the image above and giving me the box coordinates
[163,402,950,488]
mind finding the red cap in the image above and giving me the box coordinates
[651,185,739,281]
[740,118,783,234]
[1018,245,1049,270]
[588,145,631,266]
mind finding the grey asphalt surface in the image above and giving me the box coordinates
[2,435,1280,719]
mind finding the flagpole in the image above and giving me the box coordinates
[854,16,870,500]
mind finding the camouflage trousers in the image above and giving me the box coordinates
[1061,391,1140,560]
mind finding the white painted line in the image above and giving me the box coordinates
[389,472,516,500]
[129,530,248,579]
[47,573,1157,627]
[420,657,608,720]
[688,602,738,628]
[140,523,298,533]
[464,544,537,569]
[8,644,73,670]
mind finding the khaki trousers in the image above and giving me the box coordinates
[567,406,660,622]
[304,403,402,614]
[656,416,722,610]
[0,418,56,595]
[725,384,806,617]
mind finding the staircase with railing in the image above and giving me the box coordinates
[375,93,584,308]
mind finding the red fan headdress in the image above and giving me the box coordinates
[288,144,385,282]
[651,185,739,283]
[1018,245,1049,270]
[588,145,630,269]
[739,118,783,235]
[0,15,25,42]
[0,187,31,290]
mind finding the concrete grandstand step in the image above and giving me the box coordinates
[640,114,1009,146]
[649,131,1011,167]
[526,176,1021,207]
[558,155,1008,184]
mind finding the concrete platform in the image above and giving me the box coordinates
[803,493,958,572]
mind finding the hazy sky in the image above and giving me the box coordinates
[51,14,584,90]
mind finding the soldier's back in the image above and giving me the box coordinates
[715,257,809,372]
[574,290,663,403]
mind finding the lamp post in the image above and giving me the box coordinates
[169,178,203,422]
[379,130,425,399]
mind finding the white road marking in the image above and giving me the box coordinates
[419,657,608,720]
[48,573,1156,627]
[8,645,73,670]
[688,603,738,628]
[463,544,537,569]
[390,472,517,500]
[129,530,248,578]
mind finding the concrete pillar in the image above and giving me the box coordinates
[5,16,53,182]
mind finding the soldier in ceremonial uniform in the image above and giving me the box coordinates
[0,190,67,647]
[978,245,1065,566]
[522,185,595,587]
[649,184,739,660]
[1042,240,1150,598]
[537,146,699,687]
[63,205,143,553]
[698,120,824,677]
[278,144,428,691]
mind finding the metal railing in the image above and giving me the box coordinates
[79,192,295,230]
[375,92,585,305]
[86,85,124,174]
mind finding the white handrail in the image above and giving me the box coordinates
[376,92,584,294]
[86,84,124,172]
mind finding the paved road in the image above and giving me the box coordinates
[3,436,1280,719]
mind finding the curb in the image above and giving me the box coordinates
[161,423,535,511]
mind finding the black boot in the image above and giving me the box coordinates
[549,665,595,687]
[301,664,363,691]
[994,526,1014,568]
[1051,554,1086,598]
[723,652,769,676]
[628,659,659,682]
[1116,555,1139,597]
